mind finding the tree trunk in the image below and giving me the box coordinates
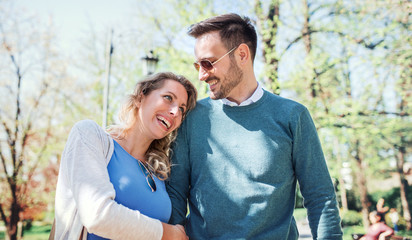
[6,201,20,240]
[17,221,23,240]
[397,146,411,230]
[339,176,348,211]
[334,138,348,211]
[254,0,280,94]
[301,0,317,99]
[354,139,370,230]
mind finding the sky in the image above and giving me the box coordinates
[16,0,137,51]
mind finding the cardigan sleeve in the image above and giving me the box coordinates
[62,120,163,240]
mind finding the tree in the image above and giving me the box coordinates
[257,0,411,230]
[254,0,281,94]
[338,0,412,229]
[0,2,69,239]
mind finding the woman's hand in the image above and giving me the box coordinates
[161,223,188,240]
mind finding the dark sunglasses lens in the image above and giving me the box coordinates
[194,63,200,71]
[139,161,157,192]
[146,175,157,192]
[200,60,213,70]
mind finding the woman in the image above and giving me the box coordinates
[53,72,197,240]
[360,211,394,240]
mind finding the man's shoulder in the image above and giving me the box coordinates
[262,90,306,111]
[190,97,215,113]
[196,97,213,106]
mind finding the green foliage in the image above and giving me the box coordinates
[370,186,412,214]
[336,189,363,212]
[1,0,410,237]
[342,225,366,240]
[341,210,363,227]
[293,208,307,222]
[295,184,304,208]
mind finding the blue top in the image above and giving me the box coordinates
[88,140,171,240]
[167,91,342,240]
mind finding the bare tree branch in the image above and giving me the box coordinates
[0,203,8,226]
[281,30,385,57]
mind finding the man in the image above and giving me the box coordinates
[167,13,342,239]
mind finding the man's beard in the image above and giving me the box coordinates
[209,60,243,100]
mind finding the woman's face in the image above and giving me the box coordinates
[137,79,188,140]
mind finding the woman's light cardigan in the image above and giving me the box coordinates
[54,120,162,240]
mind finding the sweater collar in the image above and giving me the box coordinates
[221,81,264,107]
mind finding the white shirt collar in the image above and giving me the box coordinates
[221,81,264,107]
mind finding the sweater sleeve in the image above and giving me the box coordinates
[291,108,343,239]
[63,120,162,240]
[166,119,191,225]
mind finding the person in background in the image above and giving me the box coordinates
[53,72,197,240]
[377,198,389,215]
[360,211,394,240]
[167,13,342,239]
[389,208,399,233]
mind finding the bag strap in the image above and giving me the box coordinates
[48,218,85,240]
[48,219,56,240]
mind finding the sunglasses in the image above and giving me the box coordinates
[193,46,238,72]
[138,160,157,192]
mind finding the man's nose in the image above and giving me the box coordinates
[198,67,210,81]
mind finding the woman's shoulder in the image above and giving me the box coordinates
[66,120,113,159]
[73,119,101,130]
[69,119,110,145]
[71,119,106,136]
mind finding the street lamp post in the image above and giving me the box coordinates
[102,42,160,128]
[141,50,159,75]
[102,29,114,129]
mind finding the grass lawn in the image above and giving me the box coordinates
[22,224,52,240]
[1,219,411,239]
[0,223,51,240]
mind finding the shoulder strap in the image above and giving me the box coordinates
[48,219,56,240]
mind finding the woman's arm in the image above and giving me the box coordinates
[378,228,394,240]
[161,223,188,240]
[61,120,163,239]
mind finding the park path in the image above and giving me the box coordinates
[297,218,313,239]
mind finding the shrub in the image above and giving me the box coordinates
[341,210,363,227]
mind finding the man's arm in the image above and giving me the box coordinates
[291,107,343,239]
[166,121,191,225]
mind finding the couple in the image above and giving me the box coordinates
[53,13,343,240]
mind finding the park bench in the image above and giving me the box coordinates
[352,234,410,240]
[388,236,411,240]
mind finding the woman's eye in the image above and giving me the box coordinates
[179,107,185,113]
[164,95,172,101]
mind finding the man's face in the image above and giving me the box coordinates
[194,31,243,100]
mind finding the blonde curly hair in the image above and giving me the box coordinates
[107,72,197,179]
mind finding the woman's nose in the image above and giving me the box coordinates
[169,105,179,116]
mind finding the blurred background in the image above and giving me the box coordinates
[0,0,411,239]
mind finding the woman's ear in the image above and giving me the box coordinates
[135,93,143,108]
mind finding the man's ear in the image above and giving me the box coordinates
[237,43,250,65]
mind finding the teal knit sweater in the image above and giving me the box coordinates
[167,90,342,240]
